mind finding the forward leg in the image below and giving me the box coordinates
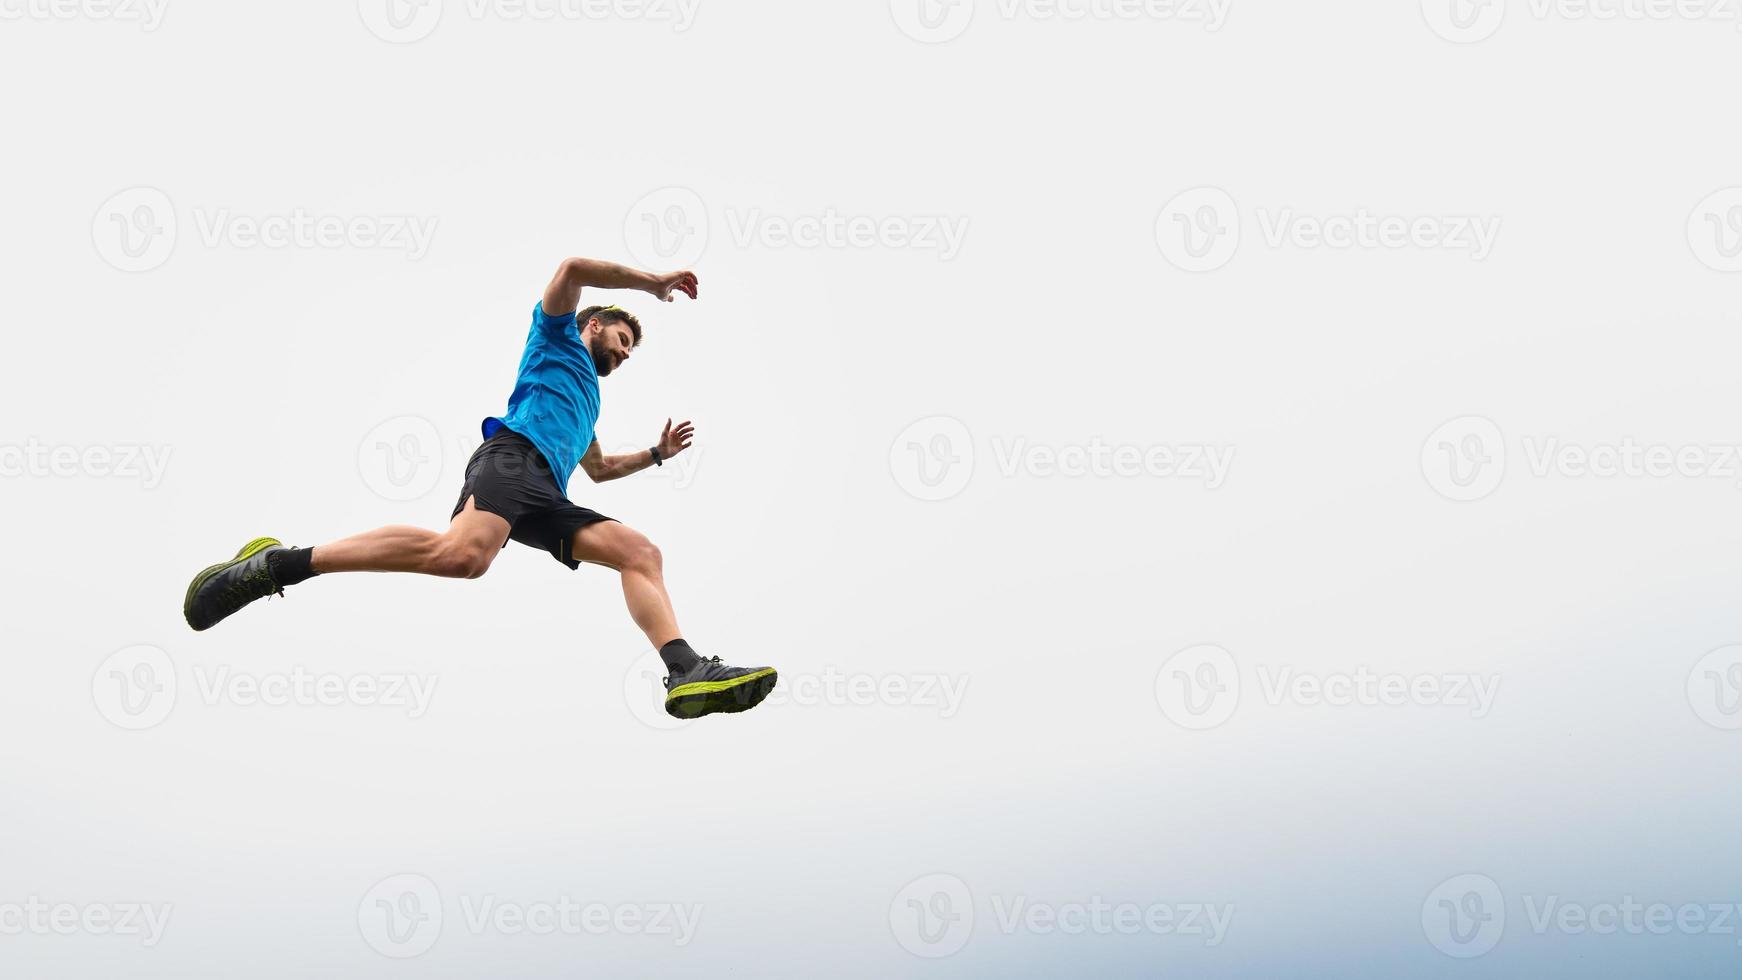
[566,519,680,647]
[567,520,777,719]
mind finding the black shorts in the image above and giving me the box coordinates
[450,429,616,569]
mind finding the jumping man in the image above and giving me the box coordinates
[181,257,777,719]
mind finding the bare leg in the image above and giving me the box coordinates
[310,498,510,579]
[568,520,777,719]
[567,521,681,648]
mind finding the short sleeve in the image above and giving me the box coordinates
[531,301,578,337]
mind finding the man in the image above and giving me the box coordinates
[181,257,776,720]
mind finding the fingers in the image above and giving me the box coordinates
[668,270,699,300]
[668,420,695,452]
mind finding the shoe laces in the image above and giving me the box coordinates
[662,655,721,688]
[222,562,283,607]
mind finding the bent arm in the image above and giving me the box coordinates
[578,439,658,483]
[542,258,699,318]
[577,421,695,483]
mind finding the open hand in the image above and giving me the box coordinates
[657,418,695,459]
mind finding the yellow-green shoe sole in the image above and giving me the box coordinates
[665,668,778,719]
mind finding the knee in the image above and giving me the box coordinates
[622,534,662,575]
[430,539,495,580]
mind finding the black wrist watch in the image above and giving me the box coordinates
[650,446,663,467]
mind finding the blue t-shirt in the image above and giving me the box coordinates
[482,302,600,493]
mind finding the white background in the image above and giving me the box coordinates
[4,0,1742,975]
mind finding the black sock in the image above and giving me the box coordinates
[268,547,318,588]
[659,638,701,674]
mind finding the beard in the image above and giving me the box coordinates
[588,335,617,376]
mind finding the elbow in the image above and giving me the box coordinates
[557,256,597,284]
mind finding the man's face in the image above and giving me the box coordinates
[587,321,635,376]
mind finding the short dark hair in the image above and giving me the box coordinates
[578,305,643,347]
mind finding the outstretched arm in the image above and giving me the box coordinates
[541,258,699,318]
[578,420,696,483]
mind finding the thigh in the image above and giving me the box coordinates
[564,517,651,571]
[449,495,512,550]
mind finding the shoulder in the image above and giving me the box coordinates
[532,301,578,336]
